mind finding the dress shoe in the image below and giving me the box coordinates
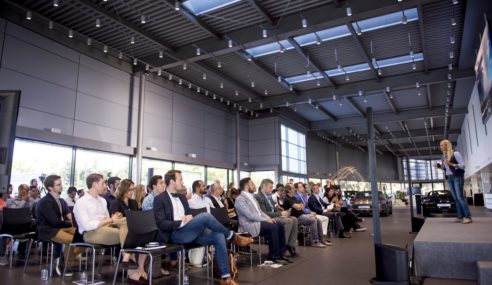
[271,258,288,265]
[220,278,239,285]
[312,242,326,248]
[355,227,367,232]
[462,218,472,224]
[321,240,332,246]
[127,276,147,285]
[286,246,298,257]
[281,254,293,263]
[231,234,254,247]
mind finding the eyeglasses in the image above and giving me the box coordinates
[54,183,62,187]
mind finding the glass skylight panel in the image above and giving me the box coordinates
[376,52,424,68]
[352,8,418,33]
[182,0,241,16]
[294,25,351,46]
[285,72,323,84]
[246,40,294,57]
[325,63,370,77]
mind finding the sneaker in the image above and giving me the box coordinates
[454,219,463,223]
[0,256,8,266]
[321,240,333,246]
[312,242,326,248]
[462,218,472,224]
[355,227,367,232]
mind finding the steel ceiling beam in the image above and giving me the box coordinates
[416,4,429,73]
[384,91,399,113]
[310,106,467,130]
[155,0,443,69]
[345,97,366,117]
[246,0,276,25]
[345,127,460,142]
[426,84,432,109]
[308,103,338,121]
[162,0,221,39]
[346,24,380,80]
[286,38,337,87]
[249,68,474,107]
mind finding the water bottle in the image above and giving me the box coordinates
[183,273,189,285]
[40,268,48,281]
[80,271,88,284]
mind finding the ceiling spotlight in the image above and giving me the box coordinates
[363,97,368,103]
[26,11,32,20]
[270,108,273,113]
[417,90,422,96]
[239,106,242,111]
[449,51,454,59]
[452,0,458,4]
[262,28,268,38]
[227,100,230,106]
[358,90,363,96]
[450,35,455,44]
[130,36,135,44]
[48,20,54,29]
[302,18,308,28]
[217,61,222,68]
[286,101,289,107]
[345,74,350,81]
[118,52,123,59]
[315,35,321,45]
[279,46,286,53]
[256,113,259,118]
[289,85,293,91]
[316,81,320,87]
[448,73,452,80]
[220,82,224,88]
[220,97,224,103]
[278,76,282,83]
[196,47,201,56]
[188,82,192,89]
[264,89,268,95]
[202,73,207,80]
[377,68,382,76]
[332,93,337,101]
[339,102,343,106]
[251,81,255,88]
[356,26,362,35]
[146,64,152,71]
[247,55,252,61]
[386,86,391,92]
[315,104,319,109]
[197,87,200,93]
[228,39,233,48]
[213,94,216,100]
[448,82,452,88]
[416,82,420,88]
[103,45,108,53]
[402,14,408,24]
[260,103,263,108]
[179,78,183,85]
[412,62,417,70]
[158,50,163,58]
[158,68,162,76]
[451,17,456,26]
[87,37,92,46]
[133,58,138,66]
[174,1,180,11]
[96,18,101,28]
[346,7,352,17]
[294,107,297,112]
[168,73,172,80]
[235,90,239,96]
[448,63,453,70]
[248,97,252,103]
[140,15,146,24]
[183,62,187,70]
[68,29,73,38]
[53,0,59,7]
[307,70,312,76]
[389,93,394,99]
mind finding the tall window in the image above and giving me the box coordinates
[11,139,72,195]
[250,171,276,191]
[174,163,205,193]
[402,158,444,181]
[74,149,130,189]
[206,167,228,186]
[140,159,173,187]
[281,124,307,174]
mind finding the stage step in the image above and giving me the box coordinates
[477,261,492,285]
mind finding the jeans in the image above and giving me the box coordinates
[448,174,471,219]
[170,213,232,279]
[259,221,285,259]
[297,214,319,243]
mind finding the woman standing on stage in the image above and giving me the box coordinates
[437,139,472,224]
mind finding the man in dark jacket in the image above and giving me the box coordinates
[154,170,253,285]
[35,175,76,276]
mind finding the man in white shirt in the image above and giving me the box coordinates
[188,180,214,212]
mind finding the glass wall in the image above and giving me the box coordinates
[174,163,205,193]
[250,171,276,192]
[74,149,130,190]
[281,124,307,175]
[402,158,445,181]
[11,139,73,195]
[141,159,173,187]
[206,167,228,186]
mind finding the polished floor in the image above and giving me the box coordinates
[1,206,490,285]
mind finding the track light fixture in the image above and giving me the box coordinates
[196,47,201,56]
[346,7,352,17]
[248,97,252,103]
[26,11,32,20]
[145,64,149,71]
[179,78,183,85]
[159,50,163,58]
[53,0,59,7]
[96,18,101,28]
[202,73,207,80]
[183,63,187,70]
[158,68,162,76]
[140,15,146,24]
[87,37,92,46]
[262,28,268,38]
[235,90,239,96]
[217,61,222,68]
[228,39,233,48]
[302,18,308,28]
[133,58,137,66]
[130,36,135,44]
[48,21,54,29]
[68,29,73,38]
[103,45,108,53]
[451,17,456,26]
[118,52,123,59]
[220,82,224,88]
[175,1,180,11]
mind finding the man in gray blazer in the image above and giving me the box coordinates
[255,179,299,257]
[235,177,291,264]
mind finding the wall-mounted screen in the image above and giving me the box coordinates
[475,20,492,124]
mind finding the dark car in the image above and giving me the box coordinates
[421,190,457,217]
[351,191,393,216]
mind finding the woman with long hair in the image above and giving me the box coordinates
[109,179,139,217]
[133,184,146,210]
[437,139,472,224]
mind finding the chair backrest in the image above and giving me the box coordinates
[2,207,32,226]
[190,207,207,217]
[211,207,229,226]
[124,210,158,248]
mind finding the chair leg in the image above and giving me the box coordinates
[49,242,54,277]
[62,244,71,281]
[147,253,153,285]
[91,247,96,285]
[9,238,14,269]
[258,237,262,265]
[112,250,122,285]
[23,239,33,273]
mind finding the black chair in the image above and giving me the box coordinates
[112,210,184,285]
[0,207,36,269]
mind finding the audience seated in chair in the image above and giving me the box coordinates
[255,179,299,257]
[109,179,139,217]
[234,177,291,264]
[153,170,253,285]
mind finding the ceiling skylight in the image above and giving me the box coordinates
[325,63,371,77]
[246,40,294,57]
[285,72,323,84]
[376,52,424,68]
[352,8,418,33]
[182,0,241,16]
[293,25,351,47]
